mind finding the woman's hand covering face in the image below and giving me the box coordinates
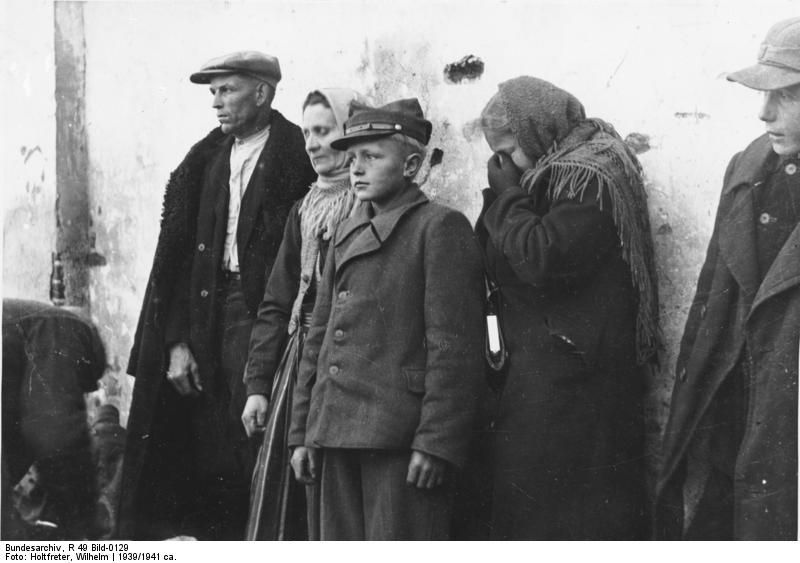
[487,152,523,195]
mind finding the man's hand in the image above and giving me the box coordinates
[290,447,320,484]
[487,151,522,196]
[406,450,447,489]
[241,394,269,437]
[166,342,202,397]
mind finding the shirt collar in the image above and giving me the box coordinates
[233,124,271,148]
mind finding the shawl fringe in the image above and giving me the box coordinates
[287,179,356,334]
[522,119,661,365]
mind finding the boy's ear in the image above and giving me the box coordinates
[403,152,423,179]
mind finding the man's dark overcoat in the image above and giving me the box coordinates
[655,134,799,540]
[118,110,314,539]
[469,180,648,540]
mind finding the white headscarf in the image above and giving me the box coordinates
[289,88,368,334]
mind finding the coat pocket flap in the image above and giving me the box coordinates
[403,368,426,394]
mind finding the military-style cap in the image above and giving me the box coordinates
[331,98,433,150]
[189,51,282,88]
[728,17,800,90]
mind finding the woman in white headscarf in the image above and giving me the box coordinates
[241,88,367,540]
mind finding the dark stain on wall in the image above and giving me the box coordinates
[429,147,444,168]
[674,111,710,120]
[657,222,673,235]
[444,54,485,84]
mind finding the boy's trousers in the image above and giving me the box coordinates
[318,448,453,540]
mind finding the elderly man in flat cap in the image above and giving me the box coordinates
[117,51,315,540]
[655,17,800,540]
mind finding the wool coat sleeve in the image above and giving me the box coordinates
[287,237,336,448]
[480,181,619,286]
[410,211,485,468]
[162,255,192,349]
[244,203,302,397]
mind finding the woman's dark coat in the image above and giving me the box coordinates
[243,200,329,397]
[117,110,315,539]
[655,135,799,540]
[473,179,648,540]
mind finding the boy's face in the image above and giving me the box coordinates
[346,136,415,211]
[759,82,800,156]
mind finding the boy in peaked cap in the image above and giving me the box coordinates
[287,99,485,539]
[656,17,800,540]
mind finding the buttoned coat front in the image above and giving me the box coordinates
[288,187,485,468]
[655,134,799,540]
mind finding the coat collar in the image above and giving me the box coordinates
[207,136,234,225]
[237,111,282,254]
[202,110,293,262]
[718,184,759,299]
[335,185,429,245]
[718,133,800,314]
[334,186,429,270]
[722,134,776,195]
[751,221,800,316]
[718,134,779,299]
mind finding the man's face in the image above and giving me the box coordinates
[209,74,268,139]
[346,136,414,212]
[759,82,800,156]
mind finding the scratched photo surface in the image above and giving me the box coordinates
[2,0,798,543]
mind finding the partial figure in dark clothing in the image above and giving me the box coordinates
[117,51,315,540]
[90,404,127,539]
[2,298,106,540]
[241,87,367,540]
[460,76,659,540]
[655,17,800,541]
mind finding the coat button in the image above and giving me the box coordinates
[200,289,209,298]
[785,163,797,175]
[334,329,344,339]
[329,365,339,375]
[337,290,349,300]
[759,212,773,225]
[198,243,206,252]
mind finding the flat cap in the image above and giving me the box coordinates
[190,51,281,88]
[728,17,800,90]
[331,98,432,150]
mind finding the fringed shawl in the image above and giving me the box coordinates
[287,88,364,334]
[521,118,660,365]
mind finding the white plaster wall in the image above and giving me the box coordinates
[5,0,798,474]
[1,0,57,302]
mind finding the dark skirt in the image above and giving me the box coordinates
[245,328,318,540]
